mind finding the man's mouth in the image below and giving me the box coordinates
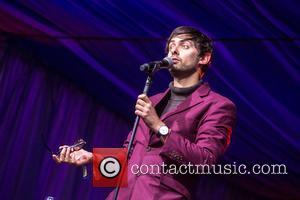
[171,57,180,64]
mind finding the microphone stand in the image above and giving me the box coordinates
[113,64,159,200]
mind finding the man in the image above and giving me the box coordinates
[53,26,236,199]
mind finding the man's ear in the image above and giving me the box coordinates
[198,53,212,65]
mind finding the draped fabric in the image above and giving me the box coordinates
[0,1,299,199]
[0,40,130,199]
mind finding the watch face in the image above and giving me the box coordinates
[159,125,169,135]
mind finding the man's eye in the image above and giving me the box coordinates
[182,44,190,49]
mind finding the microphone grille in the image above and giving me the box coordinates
[162,57,173,67]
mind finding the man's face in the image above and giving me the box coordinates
[167,34,201,78]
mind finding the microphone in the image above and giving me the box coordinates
[140,57,173,72]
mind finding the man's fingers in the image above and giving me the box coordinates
[59,145,68,150]
[136,99,146,106]
[135,110,144,117]
[69,153,76,164]
[65,147,71,162]
[52,154,61,163]
[59,147,67,161]
[143,95,150,103]
[135,104,145,112]
[137,94,150,103]
[137,94,146,99]
[135,110,147,118]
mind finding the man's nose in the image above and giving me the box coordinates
[170,45,179,55]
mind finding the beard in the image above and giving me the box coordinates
[169,64,198,79]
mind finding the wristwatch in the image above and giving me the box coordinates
[158,125,169,136]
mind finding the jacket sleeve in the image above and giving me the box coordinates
[159,101,236,165]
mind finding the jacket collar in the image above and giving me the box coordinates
[152,82,211,120]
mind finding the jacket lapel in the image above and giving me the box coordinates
[160,82,211,121]
[151,88,171,107]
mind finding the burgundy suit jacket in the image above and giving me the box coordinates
[107,82,236,200]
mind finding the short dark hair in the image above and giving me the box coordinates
[165,26,213,72]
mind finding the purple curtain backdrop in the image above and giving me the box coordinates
[0,1,300,200]
[0,39,131,199]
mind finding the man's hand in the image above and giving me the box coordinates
[135,94,164,133]
[52,146,93,166]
